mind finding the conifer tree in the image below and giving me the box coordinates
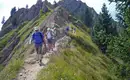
[1,16,5,24]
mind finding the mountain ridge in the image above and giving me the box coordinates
[0,0,99,38]
[0,1,118,80]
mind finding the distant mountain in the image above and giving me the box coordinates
[58,0,99,27]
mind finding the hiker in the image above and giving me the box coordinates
[71,26,73,32]
[32,27,46,66]
[65,26,70,35]
[46,28,53,52]
[51,27,57,50]
[73,27,76,34]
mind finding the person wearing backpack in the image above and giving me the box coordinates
[65,26,70,35]
[32,27,46,66]
[51,27,57,50]
[46,28,53,52]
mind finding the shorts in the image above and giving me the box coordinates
[35,43,43,54]
[52,38,56,44]
[35,43,42,48]
[48,38,52,44]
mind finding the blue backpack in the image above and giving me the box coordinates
[32,32,44,44]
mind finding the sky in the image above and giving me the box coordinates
[0,0,116,30]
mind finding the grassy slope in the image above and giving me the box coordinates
[37,24,118,80]
[0,12,51,80]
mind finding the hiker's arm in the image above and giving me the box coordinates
[31,33,34,44]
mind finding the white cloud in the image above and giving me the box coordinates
[0,0,116,30]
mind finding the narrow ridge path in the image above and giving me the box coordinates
[17,46,58,80]
[16,36,69,80]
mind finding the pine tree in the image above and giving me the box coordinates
[101,3,113,34]
[26,4,28,9]
[93,3,115,53]
[45,0,48,4]
[10,7,16,16]
[54,0,57,8]
[42,0,49,13]
[1,16,5,24]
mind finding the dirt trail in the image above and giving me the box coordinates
[16,35,70,80]
[17,45,58,80]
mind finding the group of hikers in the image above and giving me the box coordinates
[31,26,56,66]
[31,24,76,66]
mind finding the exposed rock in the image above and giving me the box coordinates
[0,0,52,38]
[0,24,13,37]
[56,36,71,49]
[0,0,99,38]
[58,0,99,27]
[25,58,37,64]
[42,1,49,13]
[0,36,20,65]
[40,6,70,42]
[24,53,37,64]
[19,73,23,76]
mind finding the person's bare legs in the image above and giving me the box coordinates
[51,44,53,51]
[52,39,55,50]
[36,45,44,66]
[48,43,51,51]
[35,47,39,61]
[39,46,43,66]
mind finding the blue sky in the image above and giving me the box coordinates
[0,0,116,29]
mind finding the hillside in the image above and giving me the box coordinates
[0,5,119,80]
[0,0,123,80]
[58,0,99,27]
[0,0,52,38]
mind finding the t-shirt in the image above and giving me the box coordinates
[47,31,52,39]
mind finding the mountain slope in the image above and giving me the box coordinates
[0,10,51,80]
[58,0,98,27]
[37,21,117,80]
[0,3,118,80]
[0,0,52,38]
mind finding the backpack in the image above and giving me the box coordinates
[34,32,43,40]
[32,32,44,43]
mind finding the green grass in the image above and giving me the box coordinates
[0,46,24,80]
[37,24,118,80]
[0,11,52,80]
[0,64,4,71]
[18,12,51,42]
[0,29,16,52]
[0,44,34,80]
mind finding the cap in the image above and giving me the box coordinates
[34,27,38,31]
[47,28,51,31]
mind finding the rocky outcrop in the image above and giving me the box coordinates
[40,6,70,41]
[0,0,99,38]
[0,0,99,66]
[0,0,51,38]
[58,0,99,27]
